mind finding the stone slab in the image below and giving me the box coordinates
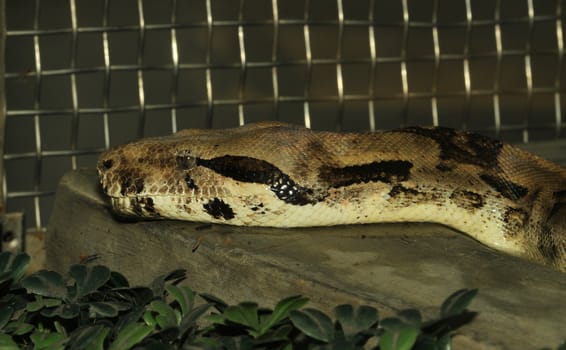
[46,169,566,349]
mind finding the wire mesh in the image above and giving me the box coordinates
[2,0,566,232]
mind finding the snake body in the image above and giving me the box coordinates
[97,122,566,271]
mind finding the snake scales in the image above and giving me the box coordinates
[97,121,566,272]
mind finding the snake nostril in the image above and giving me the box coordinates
[102,159,114,170]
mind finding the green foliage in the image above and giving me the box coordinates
[0,251,553,349]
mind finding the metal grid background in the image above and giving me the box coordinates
[2,0,566,233]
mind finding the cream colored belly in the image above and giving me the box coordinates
[111,182,522,256]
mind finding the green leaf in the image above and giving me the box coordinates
[116,287,154,306]
[143,311,157,327]
[289,308,334,342]
[133,338,171,350]
[149,300,179,329]
[0,306,14,330]
[207,313,226,325]
[6,321,35,335]
[41,303,80,319]
[0,252,31,283]
[30,330,66,349]
[334,304,378,337]
[108,322,153,350]
[107,271,130,288]
[27,296,63,313]
[259,295,309,335]
[70,265,111,299]
[179,303,212,333]
[53,321,67,337]
[398,309,422,328]
[0,333,19,350]
[149,269,186,297]
[435,334,452,349]
[223,303,260,331]
[89,301,131,318]
[166,284,194,317]
[380,317,405,331]
[380,327,419,350]
[67,325,111,350]
[219,335,254,350]
[200,293,228,313]
[440,289,478,318]
[21,270,67,299]
[255,324,294,345]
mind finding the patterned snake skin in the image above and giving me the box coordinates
[97,122,566,272]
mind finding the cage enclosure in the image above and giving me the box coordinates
[1,1,566,348]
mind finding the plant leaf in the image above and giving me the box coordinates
[379,327,419,350]
[149,269,186,297]
[380,317,405,331]
[107,271,130,288]
[149,300,179,329]
[30,330,66,349]
[0,306,14,330]
[5,321,35,335]
[199,293,228,313]
[67,325,110,350]
[179,303,212,334]
[41,303,80,319]
[89,301,131,318]
[289,308,334,342]
[222,303,260,331]
[108,322,153,350]
[255,324,294,345]
[398,309,421,328]
[27,296,63,313]
[166,284,194,317]
[259,295,309,335]
[21,270,67,299]
[440,289,478,318]
[0,252,30,284]
[0,333,19,350]
[70,265,111,299]
[334,304,378,337]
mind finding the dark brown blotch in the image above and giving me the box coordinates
[502,207,528,238]
[203,198,235,220]
[131,198,143,216]
[320,160,413,188]
[270,175,321,205]
[197,156,278,184]
[450,190,484,209]
[130,197,158,216]
[389,185,420,198]
[549,190,566,219]
[140,197,156,214]
[480,173,528,201]
[119,174,144,196]
[198,155,321,206]
[435,163,453,172]
[184,175,198,190]
[402,126,503,169]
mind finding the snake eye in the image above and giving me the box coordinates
[102,159,114,170]
[176,154,196,170]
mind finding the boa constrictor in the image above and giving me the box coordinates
[97,121,566,272]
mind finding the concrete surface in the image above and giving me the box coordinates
[46,169,566,349]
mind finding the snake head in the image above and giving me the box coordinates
[96,137,191,219]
